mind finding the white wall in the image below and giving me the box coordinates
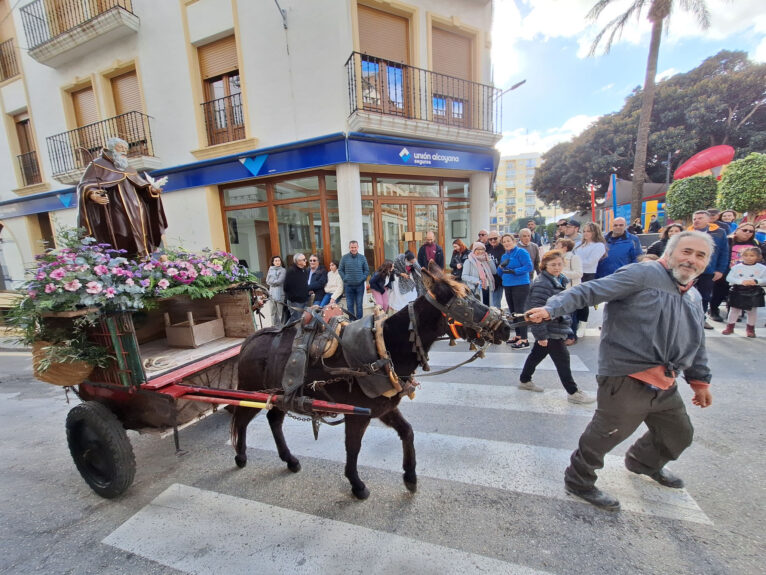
[161,188,219,252]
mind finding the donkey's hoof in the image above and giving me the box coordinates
[352,486,370,500]
[404,474,418,493]
[287,459,301,473]
[234,455,247,469]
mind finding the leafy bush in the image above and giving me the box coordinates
[717,153,766,216]
[665,176,718,222]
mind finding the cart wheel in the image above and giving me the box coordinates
[66,401,136,499]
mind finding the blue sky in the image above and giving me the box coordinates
[492,0,766,156]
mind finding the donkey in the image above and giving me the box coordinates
[231,264,512,499]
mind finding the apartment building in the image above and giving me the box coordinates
[0,0,500,288]
[492,152,555,234]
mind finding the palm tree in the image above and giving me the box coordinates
[588,0,710,222]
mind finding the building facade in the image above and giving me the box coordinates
[492,152,556,234]
[0,0,500,288]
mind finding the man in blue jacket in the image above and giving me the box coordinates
[596,218,641,278]
[338,240,369,320]
[690,210,729,328]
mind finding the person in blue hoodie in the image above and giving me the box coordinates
[499,233,533,348]
[690,210,730,328]
[596,218,642,278]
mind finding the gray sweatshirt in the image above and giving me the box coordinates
[543,261,711,384]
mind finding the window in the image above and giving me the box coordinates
[14,114,41,186]
[198,35,243,145]
[431,26,472,127]
[110,69,149,156]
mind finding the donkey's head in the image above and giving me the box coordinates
[421,262,512,345]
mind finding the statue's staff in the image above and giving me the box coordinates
[77,146,118,249]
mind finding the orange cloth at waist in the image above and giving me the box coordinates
[630,365,711,391]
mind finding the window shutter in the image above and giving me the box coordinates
[112,70,142,115]
[198,35,238,80]
[432,27,471,80]
[72,86,98,127]
[358,4,409,63]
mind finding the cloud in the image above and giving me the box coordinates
[754,37,766,63]
[594,82,615,94]
[657,68,677,81]
[496,113,599,156]
[492,0,766,66]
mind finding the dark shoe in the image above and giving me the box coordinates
[703,321,714,330]
[708,311,724,322]
[721,323,735,335]
[746,325,756,338]
[506,336,521,345]
[565,484,620,511]
[625,459,685,489]
[510,340,529,349]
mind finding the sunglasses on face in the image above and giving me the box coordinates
[740,229,754,234]
[488,237,499,241]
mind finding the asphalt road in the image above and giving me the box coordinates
[0,321,764,575]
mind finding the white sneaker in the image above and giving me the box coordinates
[568,390,596,404]
[519,381,544,392]
[576,321,587,338]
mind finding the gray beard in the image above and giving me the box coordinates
[112,153,129,171]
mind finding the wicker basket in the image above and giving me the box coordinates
[32,341,94,386]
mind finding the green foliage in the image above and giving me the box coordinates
[533,51,766,211]
[665,176,718,221]
[508,215,545,233]
[717,153,766,215]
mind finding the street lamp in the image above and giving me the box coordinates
[664,149,681,183]
[496,79,527,99]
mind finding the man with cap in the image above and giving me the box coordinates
[564,220,583,244]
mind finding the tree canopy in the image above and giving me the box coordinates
[717,153,766,216]
[665,176,718,222]
[532,51,766,211]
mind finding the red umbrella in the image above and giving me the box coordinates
[674,145,735,180]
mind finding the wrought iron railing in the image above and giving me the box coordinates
[20,0,134,50]
[46,111,153,177]
[17,151,42,186]
[201,93,244,146]
[0,39,19,81]
[345,51,501,133]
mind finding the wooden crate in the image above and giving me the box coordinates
[165,305,225,348]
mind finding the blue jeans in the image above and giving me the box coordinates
[345,283,365,319]
[286,300,306,321]
[319,293,332,307]
[491,284,504,308]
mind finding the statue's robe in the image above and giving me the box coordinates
[76,155,167,258]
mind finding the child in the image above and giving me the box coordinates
[369,259,395,311]
[722,247,766,338]
[518,250,595,404]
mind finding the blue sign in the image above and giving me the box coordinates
[348,139,495,172]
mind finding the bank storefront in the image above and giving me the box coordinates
[217,133,497,278]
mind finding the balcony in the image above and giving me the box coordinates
[0,39,19,82]
[17,151,42,187]
[201,93,244,147]
[345,52,501,147]
[20,0,138,67]
[46,111,159,185]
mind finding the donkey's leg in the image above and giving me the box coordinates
[344,415,371,499]
[380,408,417,492]
[231,406,260,468]
[267,408,301,472]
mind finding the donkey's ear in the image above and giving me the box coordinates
[421,267,436,290]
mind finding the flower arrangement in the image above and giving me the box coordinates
[9,228,257,376]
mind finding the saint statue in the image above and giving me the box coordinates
[77,137,167,258]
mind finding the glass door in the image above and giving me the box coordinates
[379,203,408,262]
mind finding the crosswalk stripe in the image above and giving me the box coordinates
[411,381,596,417]
[426,351,590,371]
[239,418,712,525]
[103,484,555,575]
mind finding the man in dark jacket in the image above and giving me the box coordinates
[527,220,543,246]
[338,240,370,319]
[486,231,506,307]
[690,210,730,327]
[596,218,642,278]
[307,254,328,305]
[417,231,445,269]
[283,253,310,319]
[648,215,662,233]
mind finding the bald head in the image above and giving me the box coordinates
[612,217,627,237]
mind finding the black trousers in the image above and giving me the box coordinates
[520,339,577,394]
[564,376,694,490]
[710,277,729,313]
[504,284,530,339]
[695,273,715,313]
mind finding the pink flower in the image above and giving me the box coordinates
[93,265,109,276]
[125,278,134,286]
[63,279,81,292]
[49,268,66,280]
[212,264,223,272]
[166,267,179,277]
[110,267,125,276]
[35,271,46,280]
[44,283,57,293]
[200,268,212,277]
[157,278,169,289]
[104,287,116,299]
[86,281,103,294]
[143,263,155,271]
[28,290,38,299]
